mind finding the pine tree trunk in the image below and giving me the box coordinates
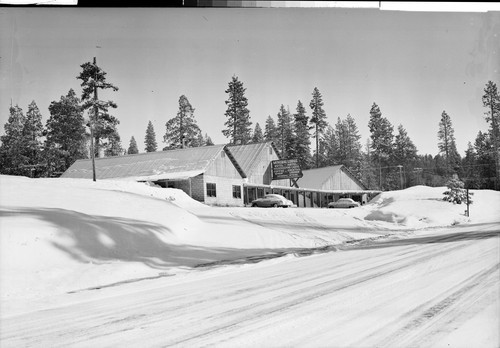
[490,102,500,189]
[92,57,98,181]
[316,124,319,168]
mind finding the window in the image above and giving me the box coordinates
[232,185,241,199]
[269,147,273,155]
[206,183,217,197]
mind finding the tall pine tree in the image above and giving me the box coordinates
[0,105,27,175]
[334,117,348,164]
[45,89,87,176]
[22,101,45,176]
[461,142,480,188]
[309,87,328,168]
[360,139,378,190]
[474,131,496,188]
[164,95,202,149]
[276,104,294,158]
[438,110,460,176]
[482,81,500,188]
[77,58,119,158]
[144,121,157,152]
[368,103,394,165]
[393,124,418,165]
[345,114,363,176]
[368,103,394,190]
[334,114,362,177]
[251,122,264,143]
[292,100,312,169]
[264,115,278,145]
[392,124,418,187]
[321,125,337,167]
[222,75,252,145]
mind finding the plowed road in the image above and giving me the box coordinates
[1,223,499,347]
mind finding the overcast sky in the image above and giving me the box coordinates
[1,6,499,156]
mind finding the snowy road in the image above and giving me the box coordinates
[1,223,499,348]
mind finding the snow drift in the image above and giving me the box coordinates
[1,175,499,309]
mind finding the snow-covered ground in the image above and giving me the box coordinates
[1,175,499,347]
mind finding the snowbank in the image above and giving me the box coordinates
[1,175,499,307]
[363,185,499,229]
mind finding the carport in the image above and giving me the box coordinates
[243,183,381,208]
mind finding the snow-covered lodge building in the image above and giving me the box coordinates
[61,142,379,207]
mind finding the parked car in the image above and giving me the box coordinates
[251,194,293,208]
[328,198,360,209]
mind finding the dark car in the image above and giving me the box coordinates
[328,198,360,209]
[251,194,293,208]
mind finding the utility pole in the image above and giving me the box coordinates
[466,187,470,217]
[90,56,98,182]
[397,165,403,190]
[379,161,382,190]
[316,123,319,168]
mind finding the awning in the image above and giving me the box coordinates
[243,182,381,195]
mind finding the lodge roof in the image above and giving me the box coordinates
[61,144,226,181]
[296,165,368,190]
[225,141,279,178]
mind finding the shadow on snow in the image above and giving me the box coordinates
[2,208,497,273]
[0,207,280,270]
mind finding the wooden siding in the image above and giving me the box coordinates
[321,169,365,191]
[205,150,243,179]
[247,143,281,185]
[203,152,244,206]
[204,174,245,206]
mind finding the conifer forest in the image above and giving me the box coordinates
[1,59,498,191]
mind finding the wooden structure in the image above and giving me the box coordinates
[61,142,379,207]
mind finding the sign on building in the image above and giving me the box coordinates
[271,159,303,180]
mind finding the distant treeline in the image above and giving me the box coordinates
[1,60,498,191]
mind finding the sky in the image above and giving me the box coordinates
[1,5,499,156]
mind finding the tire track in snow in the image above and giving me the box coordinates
[0,246,406,345]
[163,238,484,346]
[49,244,419,345]
[168,232,499,347]
[1,230,497,347]
[371,262,500,347]
[287,233,500,347]
[0,238,457,346]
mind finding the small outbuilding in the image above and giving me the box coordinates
[295,165,374,206]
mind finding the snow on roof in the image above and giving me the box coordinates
[61,145,225,180]
[297,165,368,191]
[111,170,205,182]
[225,142,278,178]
